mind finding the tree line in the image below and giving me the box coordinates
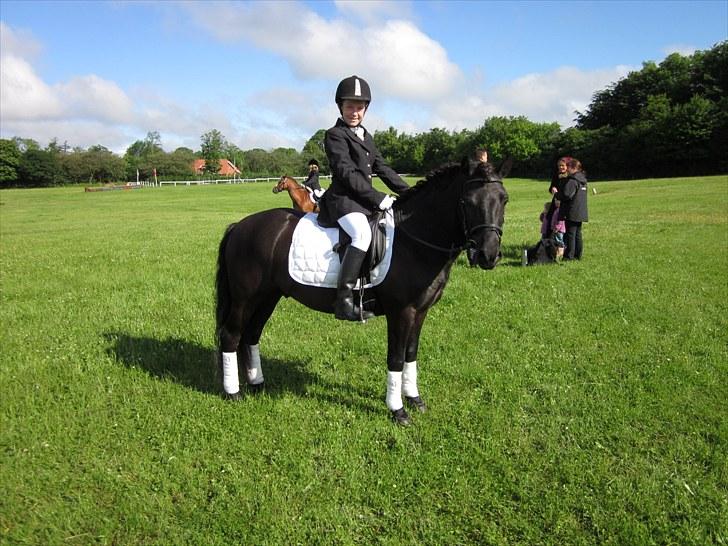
[1,41,724,188]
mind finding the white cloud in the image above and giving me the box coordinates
[0,21,43,60]
[181,1,462,102]
[663,44,697,57]
[487,65,634,127]
[0,55,63,121]
[56,75,135,124]
[0,21,245,153]
[334,0,414,24]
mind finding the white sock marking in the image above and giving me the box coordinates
[402,361,419,398]
[222,352,240,394]
[386,371,403,411]
[246,344,264,385]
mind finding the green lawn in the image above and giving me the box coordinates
[1,175,726,545]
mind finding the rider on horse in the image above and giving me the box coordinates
[302,158,325,202]
[317,75,410,322]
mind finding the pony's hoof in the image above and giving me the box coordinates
[405,396,427,413]
[247,382,265,394]
[391,407,411,426]
[223,391,242,402]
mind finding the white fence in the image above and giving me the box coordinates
[142,175,332,188]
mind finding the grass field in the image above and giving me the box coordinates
[1,174,726,545]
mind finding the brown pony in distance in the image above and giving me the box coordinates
[272,175,317,213]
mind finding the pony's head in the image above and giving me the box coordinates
[272,175,298,194]
[461,158,510,269]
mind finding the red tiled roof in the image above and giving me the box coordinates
[192,159,241,175]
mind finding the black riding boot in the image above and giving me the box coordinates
[334,247,374,321]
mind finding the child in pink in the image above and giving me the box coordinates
[540,199,566,259]
[550,198,566,259]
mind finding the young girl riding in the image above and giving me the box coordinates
[317,75,410,321]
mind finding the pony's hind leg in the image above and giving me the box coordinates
[218,302,247,400]
[235,293,282,392]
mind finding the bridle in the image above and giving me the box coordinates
[459,177,503,248]
[395,176,504,256]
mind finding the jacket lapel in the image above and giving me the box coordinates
[337,118,374,153]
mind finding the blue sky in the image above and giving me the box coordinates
[1,0,726,154]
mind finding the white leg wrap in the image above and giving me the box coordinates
[222,352,240,394]
[402,361,419,398]
[386,371,403,411]
[245,344,264,385]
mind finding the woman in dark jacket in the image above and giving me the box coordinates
[557,157,588,260]
[317,75,410,321]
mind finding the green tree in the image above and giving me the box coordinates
[83,145,125,183]
[17,149,60,187]
[243,149,271,177]
[0,138,22,187]
[124,131,165,181]
[420,128,456,172]
[200,129,226,177]
[301,129,327,173]
[223,143,245,177]
[163,147,197,179]
[268,147,300,176]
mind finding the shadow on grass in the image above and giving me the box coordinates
[104,332,380,413]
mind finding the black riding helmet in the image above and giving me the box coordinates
[308,158,319,167]
[335,75,371,107]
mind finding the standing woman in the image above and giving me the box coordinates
[549,156,570,195]
[557,158,589,260]
[317,75,410,321]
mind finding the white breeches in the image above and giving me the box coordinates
[338,212,371,252]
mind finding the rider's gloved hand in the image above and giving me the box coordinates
[378,195,396,210]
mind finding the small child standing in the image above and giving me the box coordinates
[550,198,566,260]
[538,198,565,261]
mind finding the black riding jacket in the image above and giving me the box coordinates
[317,118,409,227]
[303,171,321,192]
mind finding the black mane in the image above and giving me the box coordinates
[395,162,464,206]
[395,161,501,207]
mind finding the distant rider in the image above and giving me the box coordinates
[303,158,325,202]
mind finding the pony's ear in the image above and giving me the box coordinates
[498,157,513,178]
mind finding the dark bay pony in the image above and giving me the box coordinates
[272,175,318,213]
[217,160,509,425]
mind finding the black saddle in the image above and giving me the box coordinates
[333,210,388,281]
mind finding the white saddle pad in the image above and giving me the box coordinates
[288,210,395,288]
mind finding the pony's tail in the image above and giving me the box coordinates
[215,223,236,336]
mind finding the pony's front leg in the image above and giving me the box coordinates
[386,308,419,426]
[402,309,429,414]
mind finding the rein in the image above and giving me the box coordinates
[395,176,503,256]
